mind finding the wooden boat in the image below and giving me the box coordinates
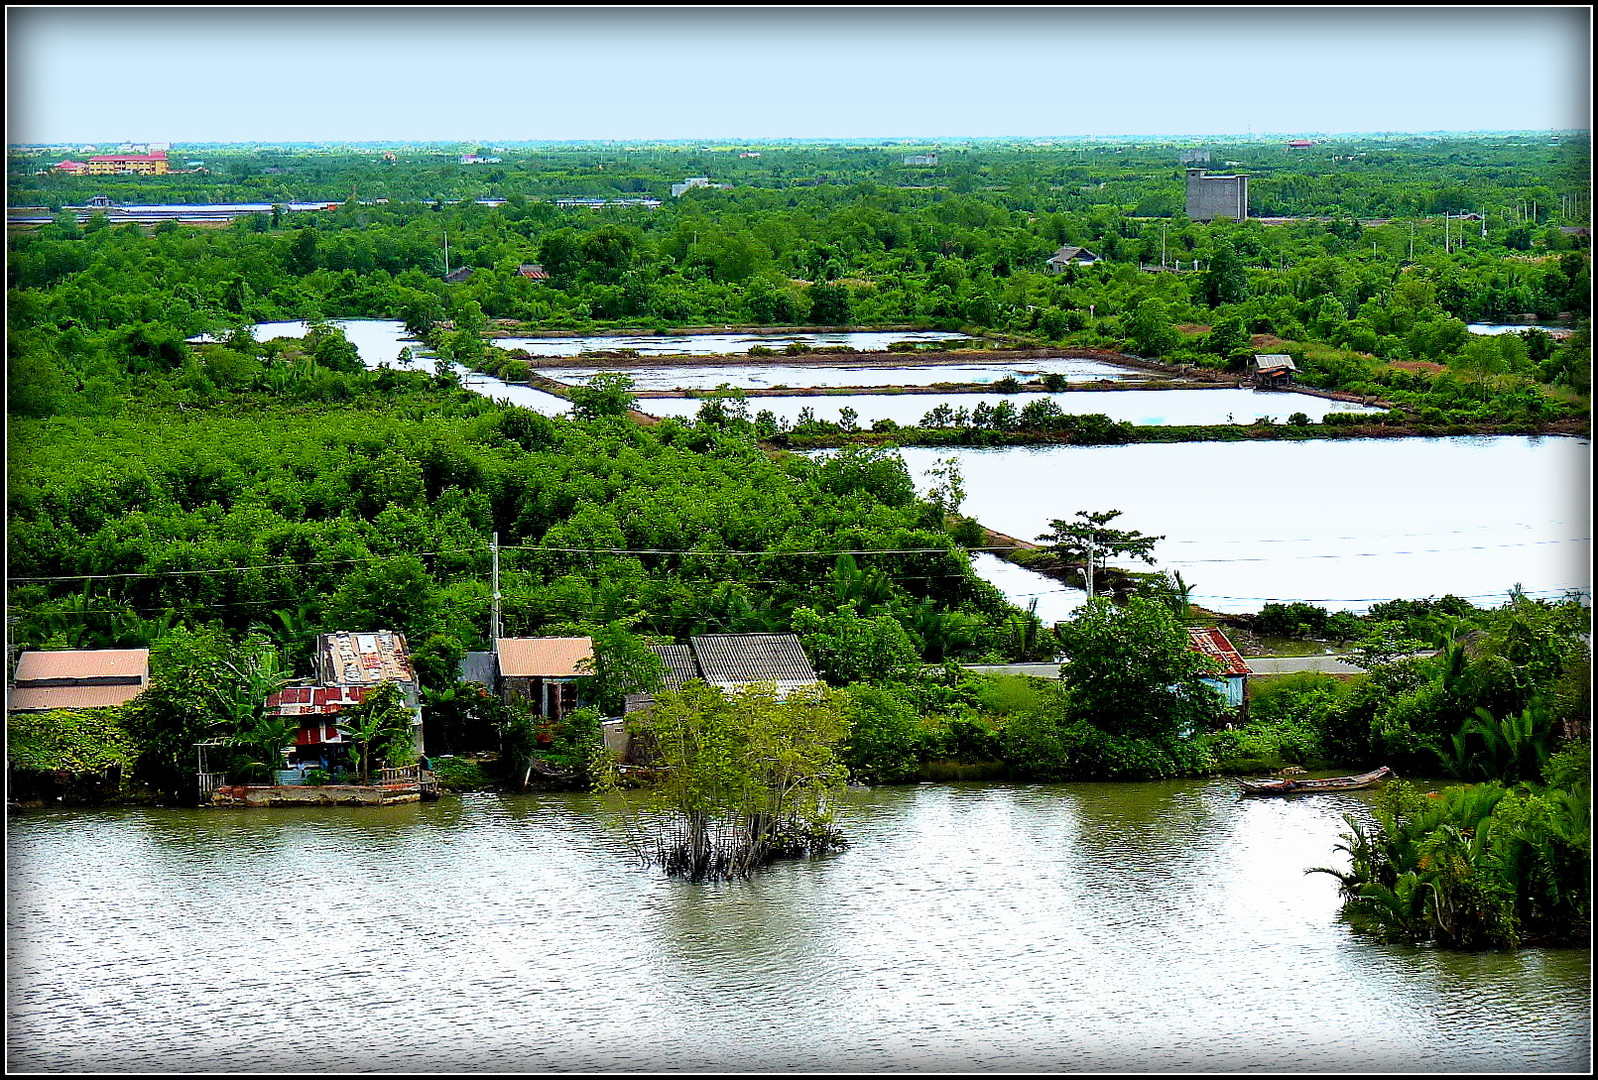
[1238,765,1393,796]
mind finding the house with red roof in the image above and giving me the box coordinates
[1187,627,1253,712]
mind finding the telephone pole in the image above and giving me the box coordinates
[490,532,502,642]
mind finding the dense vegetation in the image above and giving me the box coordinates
[8,137,1591,432]
[6,139,1590,925]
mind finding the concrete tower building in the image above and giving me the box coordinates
[1185,168,1249,221]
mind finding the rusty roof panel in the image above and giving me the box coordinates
[496,637,594,678]
[315,631,414,686]
[1187,627,1253,678]
[265,684,369,716]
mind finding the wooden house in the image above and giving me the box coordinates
[7,649,149,714]
[1252,353,1297,389]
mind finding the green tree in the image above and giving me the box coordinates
[792,604,921,686]
[335,681,417,781]
[1055,596,1224,740]
[602,680,850,881]
[567,372,637,420]
[1202,241,1250,306]
[1037,509,1163,596]
[1127,297,1179,357]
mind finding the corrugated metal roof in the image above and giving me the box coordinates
[689,634,818,687]
[650,644,700,688]
[264,684,370,717]
[7,684,146,713]
[1188,628,1253,678]
[13,649,149,686]
[1253,353,1297,371]
[316,632,414,686]
[496,637,594,678]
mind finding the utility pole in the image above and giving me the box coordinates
[1085,534,1095,599]
[491,532,502,642]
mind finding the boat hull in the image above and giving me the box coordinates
[1238,766,1393,796]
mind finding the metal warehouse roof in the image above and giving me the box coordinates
[650,644,700,689]
[7,684,147,713]
[496,637,595,678]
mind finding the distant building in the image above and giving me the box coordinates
[1185,168,1249,221]
[7,649,149,714]
[1287,139,1314,151]
[670,177,729,197]
[87,152,168,176]
[443,266,474,284]
[1045,245,1100,273]
[517,263,550,280]
[1252,353,1297,389]
[52,160,90,175]
[459,154,501,165]
[1178,149,1212,165]
[902,153,939,166]
[608,634,821,760]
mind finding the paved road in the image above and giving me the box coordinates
[963,655,1368,679]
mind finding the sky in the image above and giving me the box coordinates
[5,7,1591,145]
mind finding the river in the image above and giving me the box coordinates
[5,783,1589,1072]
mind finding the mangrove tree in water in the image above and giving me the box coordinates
[601,680,851,882]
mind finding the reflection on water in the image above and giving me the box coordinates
[544,357,1136,390]
[498,330,968,357]
[638,388,1383,427]
[894,439,1591,614]
[7,786,1588,1072]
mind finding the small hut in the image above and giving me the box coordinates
[1252,353,1297,389]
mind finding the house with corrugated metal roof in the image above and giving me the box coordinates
[496,636,594,720]
[1187,627,1252,713]
[1045,245,1100,273]
[264,631,423,768]
[7,649,150,714]
[1252,353,1297,389]
[605,634,822,761]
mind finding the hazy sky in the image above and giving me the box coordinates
[6,7,1591,144]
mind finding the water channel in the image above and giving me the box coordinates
[219,322,1590,615]
[6,783,1589,1072]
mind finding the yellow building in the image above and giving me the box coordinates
[87,153,169,175]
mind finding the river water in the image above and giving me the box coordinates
[6,783,1589,1073]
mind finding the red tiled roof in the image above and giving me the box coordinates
[496,637,594,678]
[1188,628,1252,678]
